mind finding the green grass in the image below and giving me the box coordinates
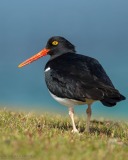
[0,109,128,160]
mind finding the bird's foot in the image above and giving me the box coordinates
[71,129,79,133]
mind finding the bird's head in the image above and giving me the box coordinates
[18,36,75,68]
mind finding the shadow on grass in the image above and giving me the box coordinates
[46,119,113,136]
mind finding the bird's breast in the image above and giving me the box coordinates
[44,67,51,72]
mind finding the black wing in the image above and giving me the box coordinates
[45,53,125,106]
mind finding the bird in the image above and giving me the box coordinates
[18,36,126,133]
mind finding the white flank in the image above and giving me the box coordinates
[49,91,85,107]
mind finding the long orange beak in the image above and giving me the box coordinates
[18,48,50,68]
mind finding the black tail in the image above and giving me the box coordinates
[101,94,126,107]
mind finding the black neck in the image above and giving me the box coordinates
[49,49,76,60]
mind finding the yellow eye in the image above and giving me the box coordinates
[52,41,59,46]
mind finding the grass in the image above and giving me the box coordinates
[0,109,128,160]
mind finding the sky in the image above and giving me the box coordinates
[0,0,128,120]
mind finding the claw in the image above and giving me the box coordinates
[71,129,79,133]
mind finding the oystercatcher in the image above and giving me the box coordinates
[18,36,126,133]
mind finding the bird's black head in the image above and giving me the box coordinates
[18,36,76,68]
[45,36,76,58]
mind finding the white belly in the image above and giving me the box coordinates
[49,91,95,107]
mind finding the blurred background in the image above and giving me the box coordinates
[0,0,127,120]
